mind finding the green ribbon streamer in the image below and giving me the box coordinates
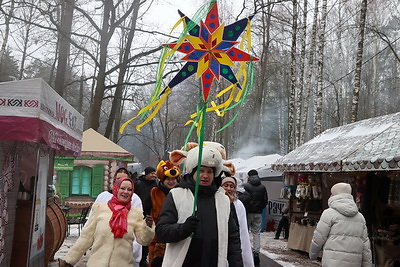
[190,100,207,238]
[193,101,207,216]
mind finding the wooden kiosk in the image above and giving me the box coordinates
[0,79,83,267]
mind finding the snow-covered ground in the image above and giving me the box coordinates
[260,232,321,267]
[49,226,322,266]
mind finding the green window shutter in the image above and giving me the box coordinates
[91,165,104,197]
[58,171,70,198]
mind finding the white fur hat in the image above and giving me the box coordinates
[331,182,352,196]
[170,145,223,176]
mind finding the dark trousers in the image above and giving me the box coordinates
[140,245,149,266]
[275,216,289,239]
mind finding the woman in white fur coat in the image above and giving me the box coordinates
[221,176,254,267]
[309,182,372,267]
[60,177,155,266]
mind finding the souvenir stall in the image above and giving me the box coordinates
[0,79,83,267]
[272,112,400,266]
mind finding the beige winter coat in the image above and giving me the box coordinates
[309,193,372,267]
[64,202,155,266]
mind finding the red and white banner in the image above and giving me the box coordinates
[0,79,84,155]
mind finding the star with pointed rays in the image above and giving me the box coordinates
[164,2,259,101]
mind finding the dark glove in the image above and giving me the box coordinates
[58,258,73,267]
[181,216,199,235]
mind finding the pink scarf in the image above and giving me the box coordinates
[107,177,133,238]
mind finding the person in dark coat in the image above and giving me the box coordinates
[135,166,159,267]
[236,178,252,214]
[244,169,268,266]
[156,146,243,267]
[274,202,289,240]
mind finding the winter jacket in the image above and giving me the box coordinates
[309,193,372,267]
[237,191,252,213]
[64,203,155,266]
[156,174,243,267]
[88,191,143,265]
[244,175,268,213]
[134,175,158,215]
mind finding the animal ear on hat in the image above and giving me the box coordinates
[222,160,236,176]
[156,160,166,179]
[182,142,198,151]
[169,150,188,165]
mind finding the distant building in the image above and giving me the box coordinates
[54,128,134,207]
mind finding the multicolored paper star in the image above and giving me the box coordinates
[164,2,259,101]
[119,1,259,134]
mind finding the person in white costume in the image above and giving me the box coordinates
[221,176,254,267]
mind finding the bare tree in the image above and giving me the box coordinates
[54,0,74,96]
[287,0,298,152]
[301,0,319,144]
[350,0,368,123]
[295,0,307,148]
[105,0,141,140]
[313,0,328,136]
[0,0,14,70]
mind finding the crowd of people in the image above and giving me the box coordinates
[58,144,373,267]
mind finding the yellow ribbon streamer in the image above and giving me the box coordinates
[119,87,172,133]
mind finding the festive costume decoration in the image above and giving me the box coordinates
[120,0,259,134]
[180,141,236,175]
[120,0,259,226]
[155,160,181,182]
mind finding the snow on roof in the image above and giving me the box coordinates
[273,112,400,172]
[230,154,283,179]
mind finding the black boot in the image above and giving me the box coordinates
[253,252,260,266]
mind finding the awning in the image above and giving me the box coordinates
[0,79,84,155]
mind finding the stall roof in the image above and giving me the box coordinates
[0,79,83,155]
[231,154,283,180]
[80,128,134,160]
[272,112,400,172]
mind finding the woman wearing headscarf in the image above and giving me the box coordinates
[221,176,254,267]
[60,177,155,266]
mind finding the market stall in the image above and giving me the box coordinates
[272,112,400,266]
[0,79,83,267]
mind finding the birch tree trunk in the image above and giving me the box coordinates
[351,0,368,123]
[288,0,298,152]
[313,0,328,136]
[301,0,319,144]
[295,0,308,147]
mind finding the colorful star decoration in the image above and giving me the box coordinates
[165,3,259,101]
[120,0,259,134]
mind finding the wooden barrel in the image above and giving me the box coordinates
[45,199,67,264]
